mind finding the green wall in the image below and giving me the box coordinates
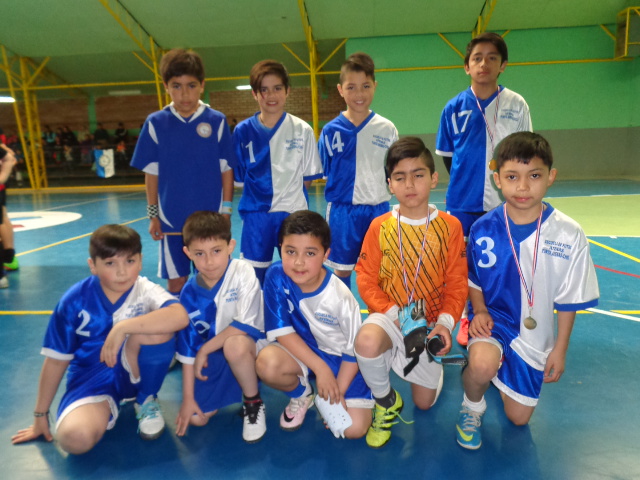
[348,26,640,180]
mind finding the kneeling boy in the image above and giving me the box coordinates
[12,225,189,454]
[256,211,374,439]
[456,132,599,450]
[175,211,266,443]
[355,137,468,448]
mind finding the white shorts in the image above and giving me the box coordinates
[363,313,443,390]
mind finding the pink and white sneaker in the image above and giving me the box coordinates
[280,391,315,431]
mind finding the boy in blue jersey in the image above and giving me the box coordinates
[455,132,599,450]
[233,60,323,285]
[256,211,374,439]
[131,48,236,296]
[11,225,189,454]
[175,211,267,443]
[435,32,533,347]
[318,53,398,290]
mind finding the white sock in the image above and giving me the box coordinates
[355,352,391,399]
[462,393,487,414]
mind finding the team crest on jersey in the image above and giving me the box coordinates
[197,122,212,138]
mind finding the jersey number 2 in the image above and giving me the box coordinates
[76,310,91,337]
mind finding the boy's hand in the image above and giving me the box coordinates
[427,324,452,356]
[315,365,341,404]
[175,398,205,437]
[468,311,493,338]
[149,217,164,241]
[11,416,53,445]
[100,324,126,368]
[194,349,209,381]
[543,346,567,383]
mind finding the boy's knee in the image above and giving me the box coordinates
[354,326,385,358]
[57,425,103,455]
[223,335,253,363]
[255,351,278,381]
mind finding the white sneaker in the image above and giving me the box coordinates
[242,401,266,443]
[134,396,165,440]
[0,276,8,289]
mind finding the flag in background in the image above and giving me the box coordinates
[94,149,115,178]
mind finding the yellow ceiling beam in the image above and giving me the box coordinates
[473,0,499,37]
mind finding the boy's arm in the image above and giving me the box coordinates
[277,332,340,403]
[355,219,399,318]
[175,362,204,436]
[101,303,188,367]
[221,169,234,220]
[144,172,163,240]
[335,360,358,406]
[438,217,469,330]
[544,310,575,383]
[0,150,17,184]
[12,357,69,444]
[193,325,246,380]
[468,286,494,339]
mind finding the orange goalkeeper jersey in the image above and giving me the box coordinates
[356,206,468,324]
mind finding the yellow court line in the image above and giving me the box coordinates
[0,311,53,315]
[613,311,640,315]
[588,239,640,263]
[16,218,146,257]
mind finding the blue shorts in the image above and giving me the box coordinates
[325,202,389,270]
[193,350,243,413]
[447,209,486,239]
[56,346,138,430]
[240,211,290,267]
[158,233,190,280]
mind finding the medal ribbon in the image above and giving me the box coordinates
[503,204,543,315]
[472,86,501,152]
[397,209,430,305]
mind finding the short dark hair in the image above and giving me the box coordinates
[464,32,508,66]
[182,211,231,247]
[278,210,331,252]
[494,132,553,171]
[385,137,435,178]
[89,224,142,261]
[160,48,205,84]
[340,52,375,83]
[249,60,290,93]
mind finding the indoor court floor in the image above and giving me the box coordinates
[1,179,638,480]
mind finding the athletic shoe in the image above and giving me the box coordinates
[135,396,165,440]
[366,390,411,448]
[456,407,483,450]
[456,318,469,347]
[280,390,314,431]
[3,257,19,271]
[242,400,266,443]
[0,276,7,289]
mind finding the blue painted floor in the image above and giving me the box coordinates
[1,180,639,480]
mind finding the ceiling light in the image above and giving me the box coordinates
[0,96,15,103]
[235,85,252,90]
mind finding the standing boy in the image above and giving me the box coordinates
[435,32,532,346]
[256,211,374,439]
[175,211,266,443]
[318,52,398,289]
[131,48,236,295]
[0,145,17,288]
[11,225,189,454]
[233,60,323,285]
[355,137,468,448]
[456,132,599,450]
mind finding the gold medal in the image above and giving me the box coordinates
[523,316,537,330]
[489,159,497,171]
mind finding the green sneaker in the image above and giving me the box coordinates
[456,407,483,450]
[366,390,412,448]
[4,256,19,271]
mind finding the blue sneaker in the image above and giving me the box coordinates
[456,407,483,450]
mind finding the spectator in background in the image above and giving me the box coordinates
[94,123,110,148]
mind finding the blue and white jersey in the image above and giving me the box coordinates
[319,112,397,205]
[176,259,264,363]
[264,262,362,361]
[436,87,532,212]
[468,203,599,370]
[131,101,236,232]
[233,112,323,216]
[42,276,177,366]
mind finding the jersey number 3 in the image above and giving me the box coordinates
[476,236,497,268]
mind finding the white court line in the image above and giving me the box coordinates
[587,308,640,322]
[41,191,144,211]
